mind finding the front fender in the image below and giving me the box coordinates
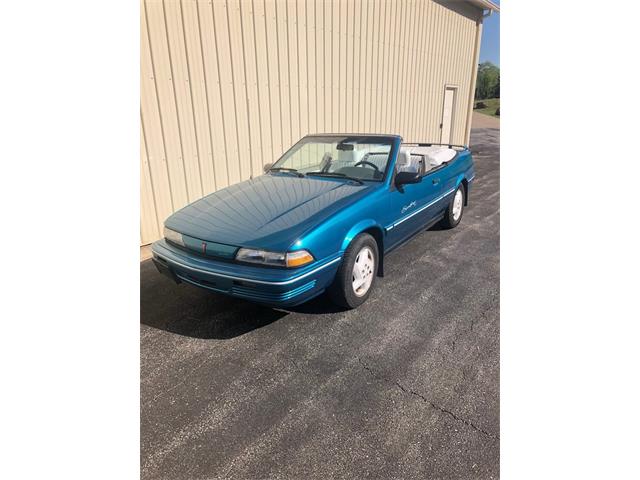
[340,219,384,252]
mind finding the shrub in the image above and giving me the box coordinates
[495,107,500,116]
[474,101,487,109]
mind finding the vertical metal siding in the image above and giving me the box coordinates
[140,0,482,244]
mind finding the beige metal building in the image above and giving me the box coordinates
[140,0,499,245]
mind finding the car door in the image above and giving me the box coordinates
[384,155,443,249]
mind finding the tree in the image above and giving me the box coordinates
[475,62,500,100]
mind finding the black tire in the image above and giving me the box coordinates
[441,184,466,229]
[328,233,379,309]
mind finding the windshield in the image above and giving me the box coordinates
[270,136,395,182]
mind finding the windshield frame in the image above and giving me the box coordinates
[270,134,400,183]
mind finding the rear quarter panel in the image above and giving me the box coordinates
[441,149,475,195]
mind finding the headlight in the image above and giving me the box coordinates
[163,226,184,247]
[235,248,285,266]
[235,248,314,268]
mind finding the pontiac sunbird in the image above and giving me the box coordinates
[152,134,474,308]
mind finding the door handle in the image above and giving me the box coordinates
[432,178,440,185]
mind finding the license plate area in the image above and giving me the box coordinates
[177,271,233,291]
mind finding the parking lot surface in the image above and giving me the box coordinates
[141,128,500,480]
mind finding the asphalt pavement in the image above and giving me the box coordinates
[141,127,500,480]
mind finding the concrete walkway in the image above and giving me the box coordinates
[472,111,500,129]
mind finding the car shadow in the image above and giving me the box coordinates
[284,293,350,315]
[427,222,448,232]
[140,259,346,339]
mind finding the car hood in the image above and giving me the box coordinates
[165,174,371,251]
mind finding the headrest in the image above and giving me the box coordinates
[319,152,333,170]
[397,148,420,173]
[337,149,366,164]
[397,148,411,167]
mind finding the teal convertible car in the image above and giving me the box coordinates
[152,134,474,309]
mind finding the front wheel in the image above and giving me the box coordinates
[441,184,465,229]
[328,233,378,309]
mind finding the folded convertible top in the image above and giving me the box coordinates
[404,145,458,167]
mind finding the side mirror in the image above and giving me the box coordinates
[395,171,422,187]
[263,163,273,173]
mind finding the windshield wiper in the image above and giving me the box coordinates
[268,167,305,177]
[306,171,364,185]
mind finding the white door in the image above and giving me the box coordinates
[440,87,456,144]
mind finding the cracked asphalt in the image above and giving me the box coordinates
[141,128,500,480]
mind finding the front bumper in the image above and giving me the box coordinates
[151,239,342,307]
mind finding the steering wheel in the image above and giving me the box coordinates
[354,160,381,172]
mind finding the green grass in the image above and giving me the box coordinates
[474,97,500,118]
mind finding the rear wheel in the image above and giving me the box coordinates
[328,233,378,309]
[441,184,465,229]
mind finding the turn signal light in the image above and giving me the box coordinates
[285,250,314,268]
